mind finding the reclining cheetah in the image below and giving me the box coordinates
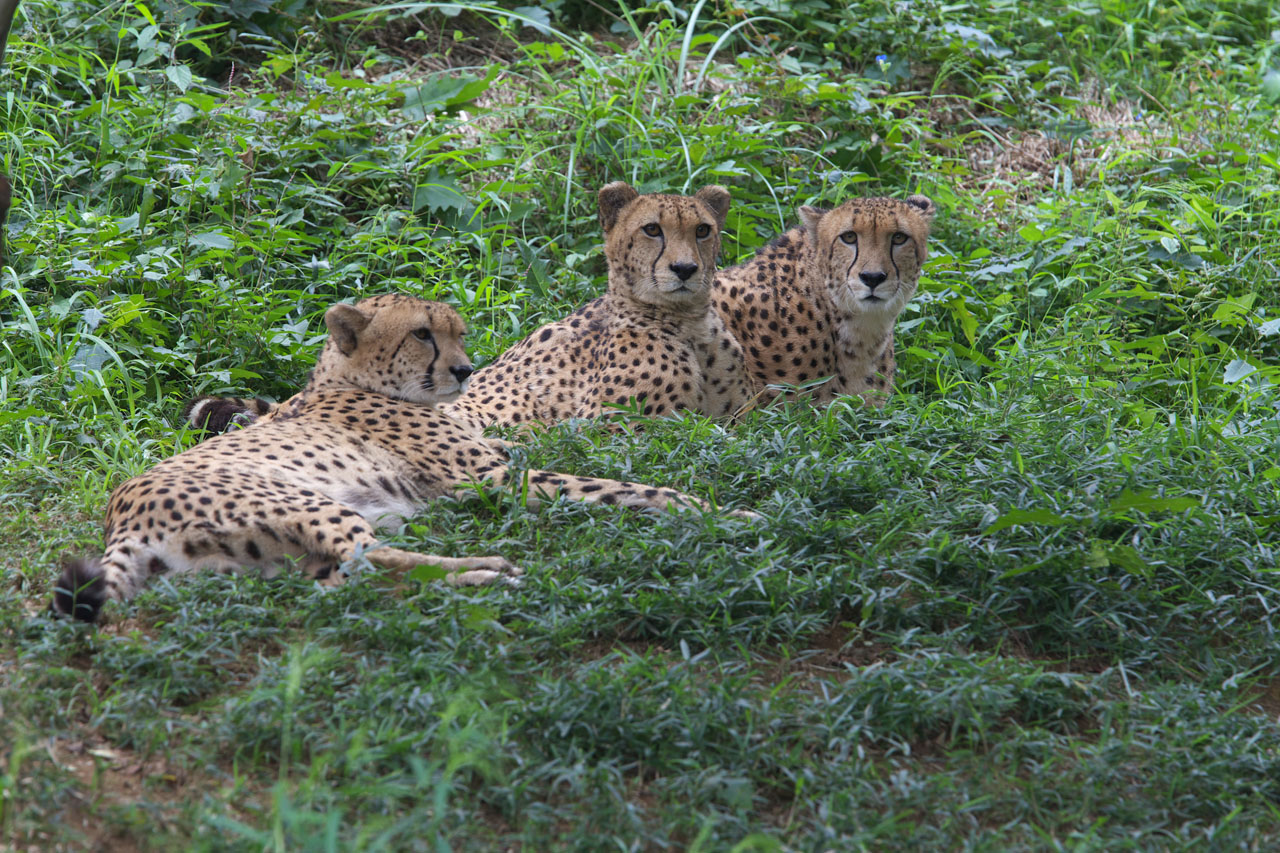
[185,183,758,435]
[54,294,750,623]
[712,194,936,405]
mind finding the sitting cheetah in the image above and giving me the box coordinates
[55,295,750,623]
[712,194,936,406]
[444,182,757,429]
[185,183,758,435]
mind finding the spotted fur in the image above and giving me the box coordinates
[712,194,936,406]
[55,295,746,623]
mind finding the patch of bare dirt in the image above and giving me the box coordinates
[929,81,1187,218]
[1241,675,1280,721]
[27,733,251,852]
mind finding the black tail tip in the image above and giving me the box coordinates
[182,395,256,434]
[182,395,221,431]
[53,558,108,623]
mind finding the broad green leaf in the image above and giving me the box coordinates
[463,603,502,630]
[1107,489,1199,515]
[512,5,551,34]
[997,563,1048,580]
[401,68,495,120]
[0,407,47,426]
[407,563,450,583]
[189,230,233,250]
[984,508,1068,535]
[948,297,977,346]
[1223,359,1257,383]
[1086,541,1152,576]
[1263,68,1280,103]
[413,179,469,214]
[324,70,372,89]
[165,64,193,92]
[941,23,1011,57]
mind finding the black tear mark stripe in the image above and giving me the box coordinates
[392,334,439,382]
[425,341,439,382]
[651,218,666,279]
[837,234,858,282]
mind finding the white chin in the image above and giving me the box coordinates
[840,289,896,315]
[436,387,464,403]
[657,281,705,301]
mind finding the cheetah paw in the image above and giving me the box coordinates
[448,557,523,587]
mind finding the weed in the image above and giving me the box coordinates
[2,0,1279,847]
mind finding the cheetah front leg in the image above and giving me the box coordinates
[290,507,521,588]
[335,545,521,587]
[495,468,757,518]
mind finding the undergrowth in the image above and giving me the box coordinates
[2,0,1278,848]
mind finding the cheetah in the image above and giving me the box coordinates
[55,294,751,623]
[712,194,936,406]
[185,183,758,436]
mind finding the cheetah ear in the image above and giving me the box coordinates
[598,182,639,232]
[798,205,827,234]
[905,194,937,225]
[324,303,371,356]
[694,185,731,230]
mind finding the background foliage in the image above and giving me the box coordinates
[2,0,1279,848]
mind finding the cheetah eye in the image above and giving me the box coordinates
[891,232,910,246]
[839,231,858,245]
[642,223,662,238]
[695,223,711,239]
[412,327,434,342]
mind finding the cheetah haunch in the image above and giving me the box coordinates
[186,183,757,436]
[55,295,749,623]
[713,194,936,405]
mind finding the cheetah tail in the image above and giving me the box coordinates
[52,557,108,623]
[182,395,272,434]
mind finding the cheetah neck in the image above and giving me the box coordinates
[611,289,716,331]
[832,307,895,363]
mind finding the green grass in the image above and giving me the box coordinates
[3,0,1280,848]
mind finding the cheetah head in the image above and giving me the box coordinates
[597,182,731,313]
[799,194,936,319]
[316,294,474,404]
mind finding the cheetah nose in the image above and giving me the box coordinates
[860,270,888,290]
[451,364,474,383]
[669,261,698,282]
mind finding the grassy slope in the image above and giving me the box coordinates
[2,0,1279,848]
